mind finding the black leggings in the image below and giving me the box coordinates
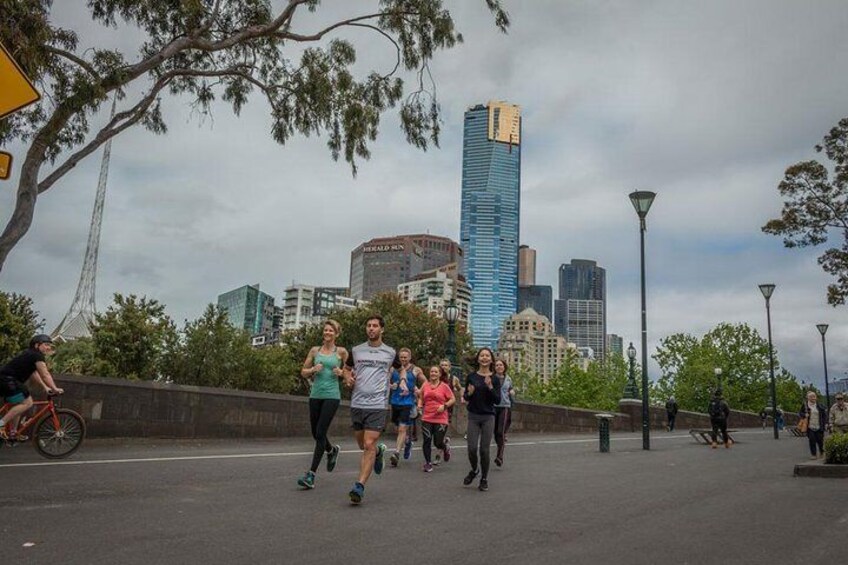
[494,407,511,459]
[467,412,495,479]
[807,428,824,456]
[422,421,447,464]
[309,398,340,472]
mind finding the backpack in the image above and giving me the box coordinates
[709,399,725,420]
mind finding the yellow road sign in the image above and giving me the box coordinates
[0,151,10,180]
[0,41,41,121]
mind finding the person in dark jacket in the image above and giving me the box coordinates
[708,390,731,449]
[462,347,501,492]
[665,397,679,431]
[799,391,827,459]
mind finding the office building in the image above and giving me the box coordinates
[518,245,536,286]
[217,284,275,335]
[518,285,553,322]
[497,308,576,382]
[283,284,366,331]
[606,334,624,358]
[460,101,522,348]
[555,259,607,360]
[410,234,464,274]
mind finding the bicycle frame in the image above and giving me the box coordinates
[0,397,58,436]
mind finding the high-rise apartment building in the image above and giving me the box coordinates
[606,333,624,358]
[518,245,536,286]
[217,284,275,335]
[497,308,576,382]
[397,269,471,323]
[283,284,366,331]
[554,259,607,361]
[460,101,521,348]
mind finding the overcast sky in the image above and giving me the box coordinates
[2,1,848,388]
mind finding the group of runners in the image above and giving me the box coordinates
[296,315,515,504]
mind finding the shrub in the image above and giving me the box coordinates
[824,432,848,464]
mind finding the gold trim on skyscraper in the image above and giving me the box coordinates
[487,101,521,145]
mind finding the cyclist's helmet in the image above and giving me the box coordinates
[29,334,54,348]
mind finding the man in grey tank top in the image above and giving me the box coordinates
[343,315,396,505]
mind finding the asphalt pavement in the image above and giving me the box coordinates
[1,428,844,564]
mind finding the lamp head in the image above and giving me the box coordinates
[627,342,637,360]
[629,191,656,219]
[758,283,775,300]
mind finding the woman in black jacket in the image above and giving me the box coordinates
[462,347,501,492]
[799,391,828,459]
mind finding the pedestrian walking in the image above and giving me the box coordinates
[665,396,678,432]
[463,347,501,492]
[344,315,396,505]
[493,359,514,467]
[297,320,347,490]
[708,390,731,449]
[799,391,827,459]
[389,348,422,467]
[829,392,848,434]
[759,409,768,430]
[419,365,455,472]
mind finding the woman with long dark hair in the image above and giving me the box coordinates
[462,347,501,491]
[297,320,348,489]
[493,358,515,467]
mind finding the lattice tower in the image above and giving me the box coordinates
[52,96,116,341]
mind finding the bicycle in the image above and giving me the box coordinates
[0,393,86,459]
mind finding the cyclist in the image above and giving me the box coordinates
[0,334,64,440]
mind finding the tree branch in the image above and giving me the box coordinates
[44,45,101,80]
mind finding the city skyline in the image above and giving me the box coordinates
[2,2,848,385]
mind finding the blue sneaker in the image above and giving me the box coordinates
[403,437,412,460]
[349,482,365,505]
[374,443,387,475]
[297,471,315,490]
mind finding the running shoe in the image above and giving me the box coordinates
[433,452,441,465]
[494,456,503,467]
[374,443,386,475]
[297,471,316,490]
[422,462,434,473]
[403,437,412,460]
[327,444,341,472]
[478,478,489,492]
[390,451,400,467]
[349,482,365,505]
[13,433,28,442]
[443,437,451,462]
[463,469,478,486]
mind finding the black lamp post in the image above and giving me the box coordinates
[714,367,723,394]
[624,342,639,399]
[630,190,656,451]
[444,298,460,372]
[816,324,830,409]
[759,284,779,440]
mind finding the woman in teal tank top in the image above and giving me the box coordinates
[297,320,349,490]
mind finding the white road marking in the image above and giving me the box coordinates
[0,430,768,469]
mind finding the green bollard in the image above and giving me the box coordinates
[595,413,614,453]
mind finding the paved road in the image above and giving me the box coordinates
[1,428,843,564]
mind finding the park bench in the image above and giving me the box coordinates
[689,428,737,445]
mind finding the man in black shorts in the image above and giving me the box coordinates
[343,316,396,504]
[0,334,64,440]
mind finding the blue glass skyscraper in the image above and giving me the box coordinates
[460,101,521,348]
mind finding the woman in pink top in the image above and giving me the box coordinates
[418,365,456,472]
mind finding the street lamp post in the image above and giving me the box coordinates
[444,298,460,375]
[759,284,779,440]
[816,324,830,410]
[624,342,639,399]
[714,367,723,394]
[630,190,656,451]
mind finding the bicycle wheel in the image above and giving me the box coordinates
[33,408,86,459]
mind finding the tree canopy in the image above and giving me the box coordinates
[0,0,508,271]
[653,322,804,413]
[763,117,848,306]
[0,291,44,363]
